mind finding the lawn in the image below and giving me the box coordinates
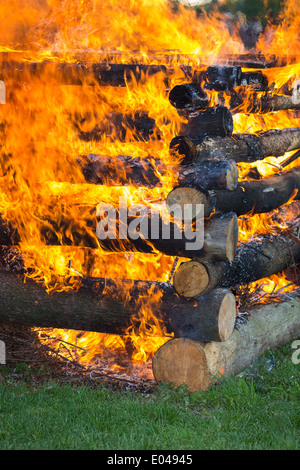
[0,342,299,450]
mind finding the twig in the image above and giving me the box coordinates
[281,149,300,169]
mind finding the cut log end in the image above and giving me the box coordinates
[153,294,300,392]
[169,136,197,164]
[152,337,210,392]
[226,215,239,262]
[169,84,208,110]
[173,260,210,298]
[226,161,239,191]
[204,212,239,262]
[166,186,210,220]
[218,291,236,341]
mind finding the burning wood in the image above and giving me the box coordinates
[179,106,233,138]
[0,209,239,262]
[202,66,268,91]
[0,259,236,343]
[0,61,174,87]
[170,127,300,164]
[78,153,239,191]
[0,0,299,386]
[208,53,293,69]
[172,231,300,298]
[153,291,300,391]
[74,111,162,142]
[167,166,300,218]
[170,82,300,114]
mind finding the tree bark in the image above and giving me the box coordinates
[230,92,300,114]
[169,80,298,114]
[166,166,300,218]
[170,128,300,165]
[78,153,239,191]
[78,154,163,187]
[176,159,238,191]
[152,291,300,391]
[0,262,236,342]
[201,66,267,92]
[169,83,209,111]
[173,232,300,298]
[217,53,290,69]
[0,209,239,262]
[179,106,233,138]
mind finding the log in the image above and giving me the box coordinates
[0,209,239,262]
[216,53,292,69]
[78,153,239,191]
[152,291,300,391]
[230,91,300,114]
[169,84,209,111]
[169,84,299,114]
[78,154,163,188]
[176,159,238,191]
[0,61,170,87]
[74,111,162,142]
[202,66,268,92]
[281,149,300,169]
[170,127,300,164]
[167,166,300,220]
[179,107,233,138]
[0,262,236,342]
[173,232,300,298]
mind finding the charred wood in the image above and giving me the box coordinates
[179,106,233,138]
[78,153,239,191]
[229,91,300,113]
[74,111,162,142]
[170,128,300,165]
[201,66,268,92]
[167,166,300,219]
[0,61,171,87]
[0,209,239,262]
[169,84,299,114]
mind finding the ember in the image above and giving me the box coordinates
[0,0,299,391]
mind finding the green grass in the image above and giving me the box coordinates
[0,342,299,450]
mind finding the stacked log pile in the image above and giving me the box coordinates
[0,56,299,390]
[153,62,300,390]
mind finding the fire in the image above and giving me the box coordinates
[0,0,299,372]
